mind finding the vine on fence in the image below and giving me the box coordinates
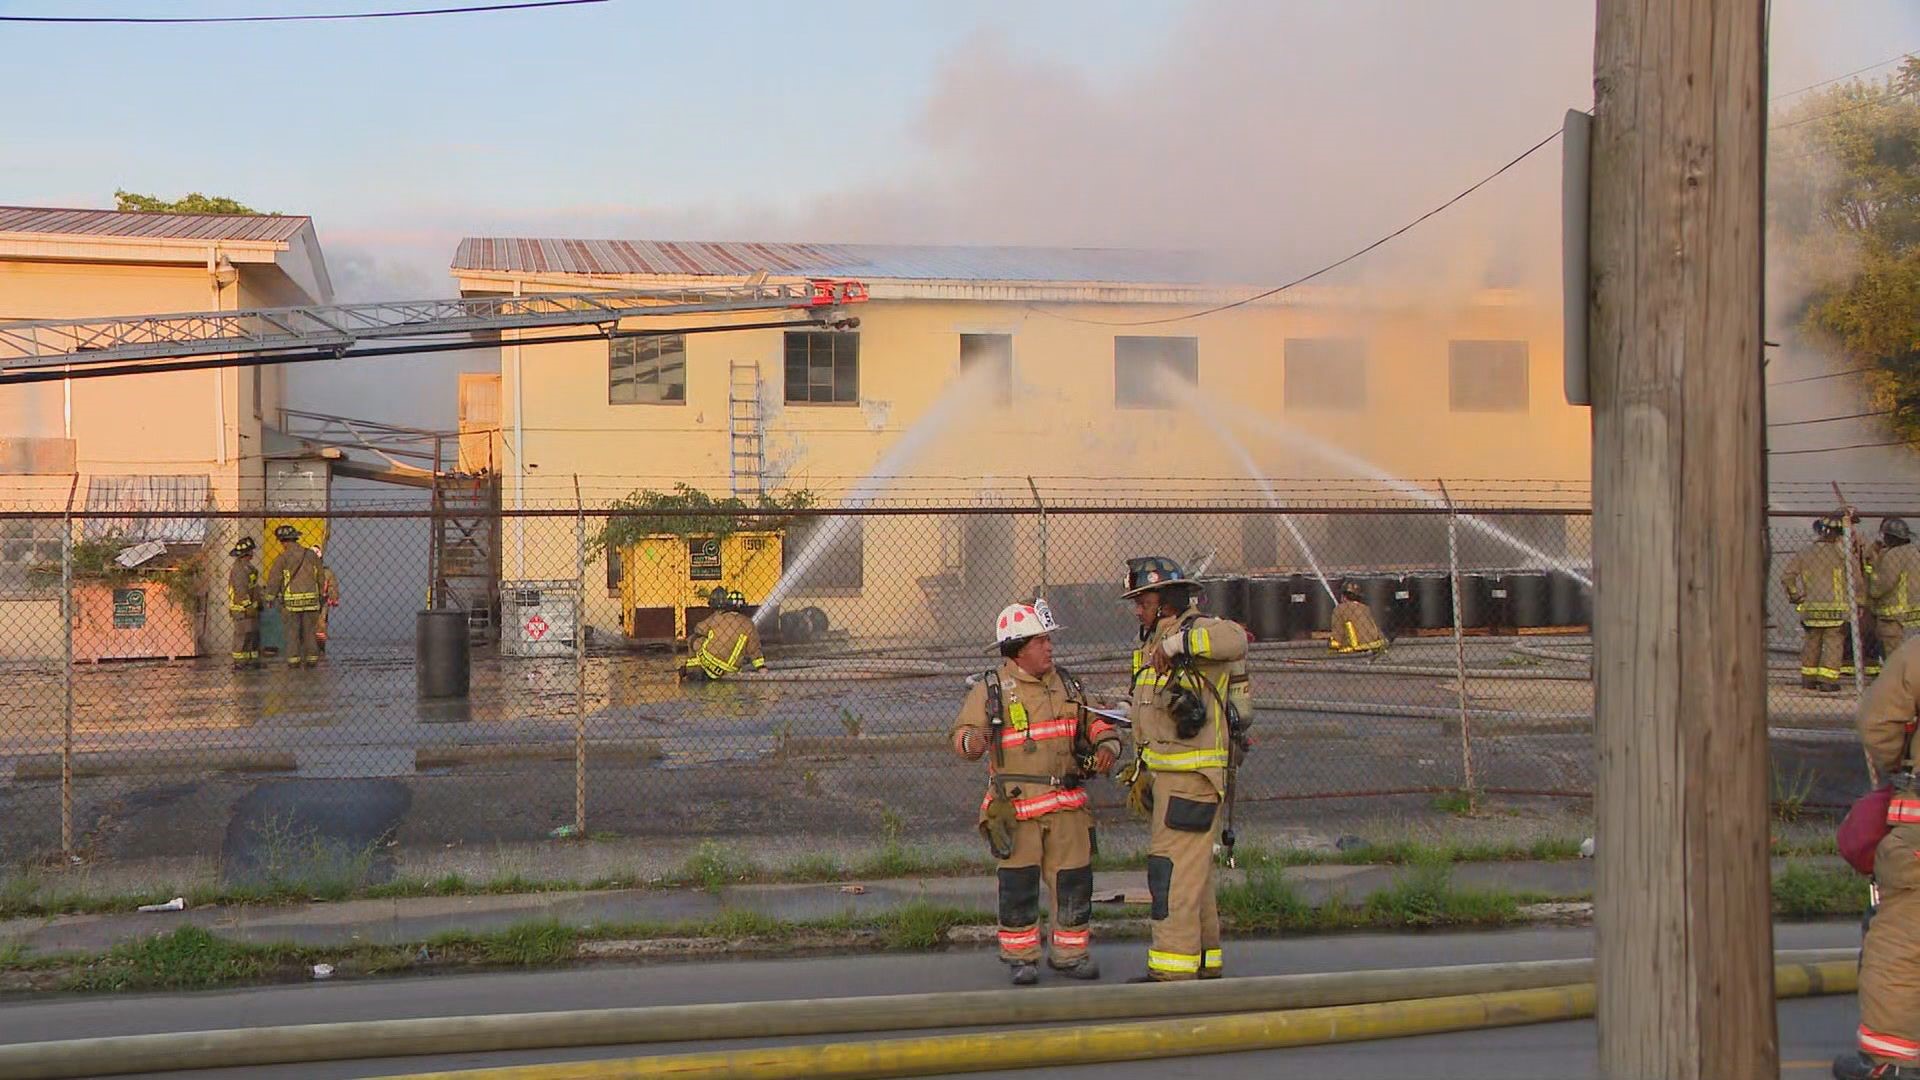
[589,484,815,559]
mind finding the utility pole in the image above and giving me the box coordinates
[1587,1,1773,1077]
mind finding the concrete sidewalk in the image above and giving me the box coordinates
[0,858,1648,956]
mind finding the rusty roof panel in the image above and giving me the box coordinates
[0,206,310,244]
[451,238,1206,285]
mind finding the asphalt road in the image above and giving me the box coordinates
[0,923,1865,1079]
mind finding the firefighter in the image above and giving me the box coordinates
[951,598,1119,985]
[226,536,261,671]
[264,525,325,669]
[1872,518,1920,658]
[1120,555,1248,982]
[1834,637,1920,1080]
[1783,516,1854,692]
[681,588,764,682]
[1328,580,1388,657]
[314,546,341,657]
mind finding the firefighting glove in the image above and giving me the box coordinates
[981,793,1018,860]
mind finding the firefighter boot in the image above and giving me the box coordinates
[1834,1051,1920,1079]
[1009,962,1039,987]
[1050,955,1100,980]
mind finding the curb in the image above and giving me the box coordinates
[0,951,1854,1080]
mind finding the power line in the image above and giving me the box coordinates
[1767,366,1873,387]
[1772,50,1917,101]
[1771,84,1920,131]
[1767,408,1894,428]
[1770,438,1914,456]
[1027,127,1565,328]
[0,0,605,24]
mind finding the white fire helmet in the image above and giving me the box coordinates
[993,599,1061,649]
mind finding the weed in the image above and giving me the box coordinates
[1771,763,1819,824]
[1773,862,1866,918]
[709,908,785,939]
[1216,866,1313,931]
[0,940,24,967]
[879,808,904,846]
[877,902,980,950]
[63,926,277,992]
[475,921,577,965]
[803,770,823,797]
[839,708,863,738]
[1431,789,1479,816]
[785,852,845,882]
[677,840,753,893]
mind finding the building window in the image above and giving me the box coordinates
[1114,336,1199,409]
[610,335,687,405]
[1448,340,1530,413]
[781,516,863,591]
[959,333,1013,406]
[1284,338,1367,412]
[785,332,859,405]
[0,518,63,598]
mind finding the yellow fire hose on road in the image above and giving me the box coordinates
[0,952,1855,1079]
[388,958,1855,1080]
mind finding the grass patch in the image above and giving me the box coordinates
[874,902,982,950]
[1218,858,1522,933]
[1430,789,1480,816]
[1772,763,1819,824]
[1773,862,1867,918]
[63,926,279,993]
[674,841,758,893]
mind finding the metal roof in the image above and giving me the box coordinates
[0,206,311,245]
[451,238,1208,285]
[82,474,212,545]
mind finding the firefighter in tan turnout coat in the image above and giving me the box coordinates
[952,599,1120,985]
[265,524,326,669]
[1783,516,1858,692]
[1837,637,1920,1080]
[1120,555,1249,982]
[1872,518,1920,658]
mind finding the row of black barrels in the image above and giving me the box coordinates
[1201,570,1594,641]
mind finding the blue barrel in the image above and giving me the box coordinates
[1283,575,1319,639]
[1412,573,1453,629]
[1201,576,1251,626]
[1458,573,1496,630]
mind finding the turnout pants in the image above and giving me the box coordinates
[1860,883,1920,1066]
[1146,771,1222,981]
[285,609,320,666]
[230,614,259,665]
[995,807,1094,967]
[1801,623,1844,686]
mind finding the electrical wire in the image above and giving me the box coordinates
[1767,366,1874,387]
[0,0,604,23]
[1025,127,1565,328]
[1770,438,1914,456]
[1767,409,1894,428]
[1771,83,1920,131]
[1772,50,1917,101]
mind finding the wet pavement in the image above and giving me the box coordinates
[0,637,1868,882]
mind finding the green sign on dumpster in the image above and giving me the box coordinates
[112,587,146,629]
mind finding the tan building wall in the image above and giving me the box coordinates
[0,224,332,655]
[458,273,1587,639]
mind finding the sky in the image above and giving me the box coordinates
[2,0,1917,431]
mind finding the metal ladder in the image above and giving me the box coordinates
[729,359,764,497]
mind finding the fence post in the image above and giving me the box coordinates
[1026,476,1048,600]
[61,473,77,857]
[1438,481,1475,807]
[1834,482,1868,701]
[573,474,587,838]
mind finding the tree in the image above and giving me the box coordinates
[113,189,268,215]
[1769,59,1920,442]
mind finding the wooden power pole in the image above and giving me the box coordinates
[1588,1,1773,1077]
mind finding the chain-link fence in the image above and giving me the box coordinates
[0,488,1884,884]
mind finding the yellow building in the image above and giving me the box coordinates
[451,239,1588,640]
[0,205,334,655]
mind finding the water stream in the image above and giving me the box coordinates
[756,362,1001,624]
